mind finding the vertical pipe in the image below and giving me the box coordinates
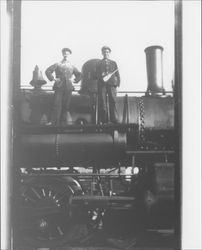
[132,155,135,167]
[12,0,21,101]
[106,94,110,123]
[95,93,98,125]
[122,94,129,124]
[1,2,12,249]
[12,0,21,249]
[126,94,129,124]
[122,94,127,123]
[174,0,182,248]
[1,0,21,249]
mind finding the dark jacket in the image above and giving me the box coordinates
[95,59,120,87]
[45,61,81,90]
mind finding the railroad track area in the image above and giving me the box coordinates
[16,229,175,250]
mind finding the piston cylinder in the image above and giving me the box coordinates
[144,46,165,95]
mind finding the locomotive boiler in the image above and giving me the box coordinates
[15,46,175,248]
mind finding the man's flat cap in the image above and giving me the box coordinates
[62,48,72,54]
[101,46,111,53]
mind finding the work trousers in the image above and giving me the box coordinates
[51,84,72,125]
[98,84,118,123]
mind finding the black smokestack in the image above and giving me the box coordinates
[144,45,165,95]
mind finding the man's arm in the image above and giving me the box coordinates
[73,66,82,83]
[114,62,120,87]
[45,63,58,82]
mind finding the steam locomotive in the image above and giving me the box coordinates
[14,46,175,248]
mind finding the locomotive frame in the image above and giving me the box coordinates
[2,1,182,249]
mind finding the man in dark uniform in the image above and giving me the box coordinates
[45,48,82,125]
[95,46,120,124]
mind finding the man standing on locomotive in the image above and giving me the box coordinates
[45,48,82,125]
[95,46,120,124]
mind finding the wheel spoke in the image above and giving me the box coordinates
[48,190,52,197]
[55,194,66,203]
[57,226,64,236]
[22,191,37,204]
[31,187,42,199]
[42,188,46,197]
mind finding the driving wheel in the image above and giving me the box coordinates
[17,177,87,248]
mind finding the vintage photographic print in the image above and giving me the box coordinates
[0,0,201,250]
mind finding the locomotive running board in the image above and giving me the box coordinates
[72,195,135,209]
[126,150,175,154]
[73,196,135,201]
[18,123,137,134]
